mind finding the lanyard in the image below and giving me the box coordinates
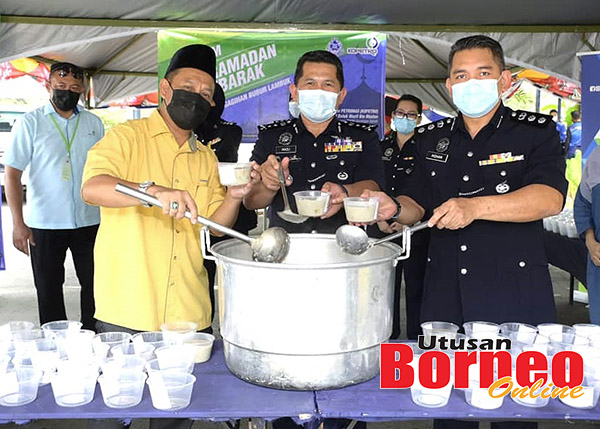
[49,113,81,156]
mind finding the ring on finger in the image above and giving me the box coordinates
[170,201,179,211]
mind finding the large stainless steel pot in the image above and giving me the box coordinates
[203,232,402,390]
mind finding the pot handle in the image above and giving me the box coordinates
[394,225,412,264]
[200,227,217,262]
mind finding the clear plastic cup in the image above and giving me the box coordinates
[343,197,379,223]
[111,342,155,363]
[465,378,505,410]
[93,332,132,357]
[420,321,459,348]
[537,323,574,338]
[31,338,60,385]
[183,333,215,363]
[101,355,146,376]
[155,345,196,373]
[145,358,194,375]
[132,331,167,352]
[573,323,600,339]
[559,347,600,410]
[147,371,196,410]
[548,332,589,348]
[0,367,43,406]
[293,191,331,217]
[499,322,538,344]
[160,322,197,345]
[98,369,147,409]
[62,329,96,361]
[51,362,98,407]
[408,343,453,408]
[12,329,49,358]
[41,320,82,336]
[0,321,36,340]
[589,333,600,347]
[463,321,499,338]
[218,162,252,186]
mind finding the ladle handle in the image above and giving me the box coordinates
[372,221,430,246]
[115,183,254,245]
[276,161,293,211]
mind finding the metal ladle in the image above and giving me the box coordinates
[275,161,308,224]
[115,183,290,263]
[336,222,431,255]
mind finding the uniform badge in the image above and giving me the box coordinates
[496,182,510,194]
[427,124,435,131]
[527,115,536,122]
[337,171,349,181]
[384,148,394,157]
[518,112,527,121]
[405,167,413,175]
[537,117,547,124]
[435,138,450,153]
[326,154,338,160]
[418,127,425,134]
[278,132,293,145]
[437,120,444,128]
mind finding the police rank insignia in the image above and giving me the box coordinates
[384,148,394,157]
[278,132,293,145]
[337,171,349,181]
[496,182,510,194]
[324,138,362,153]
[435,138,450,153]
[479,152,525,166]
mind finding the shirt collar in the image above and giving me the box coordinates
[149,109,205,153]
[295,115,340,137]
[455,103,506,136]
[43,102,80,118]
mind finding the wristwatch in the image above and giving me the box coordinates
[138,181,155,207]
[389,195,402,222]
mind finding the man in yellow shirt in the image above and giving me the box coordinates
[82,44,257,340]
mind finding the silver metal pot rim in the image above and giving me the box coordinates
[210,233,402,270]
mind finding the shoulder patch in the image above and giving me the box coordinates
[510,110,552,127]
[340,120,377,132]
[258,119,294,132]
[415,117,454,135]
[219,119,236,126]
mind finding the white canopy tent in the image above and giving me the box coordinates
[1,0,599,111]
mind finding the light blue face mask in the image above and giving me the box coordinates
[393,117,417,135]
[298,89,339,123]
[288,100,300,118]
[451,77,501,118]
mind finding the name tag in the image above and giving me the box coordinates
[426,151,449,163]
[275,145,297,154]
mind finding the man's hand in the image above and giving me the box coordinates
[320,182,346,219]
[151,186,199,223]
[259,155,291,192]
[586,234,600,267]
[226,162,261,200]
[13,222,35,255]
[360,190,397,222]
[428,198,478,230]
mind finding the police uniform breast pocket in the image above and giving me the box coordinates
[325,152,357,182]
[480,158,525,195]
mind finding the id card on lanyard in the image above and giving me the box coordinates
[50,114,81,182]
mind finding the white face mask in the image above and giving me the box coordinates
[288,100,300,118]
[451,77,502,118]
[298,89,339,123]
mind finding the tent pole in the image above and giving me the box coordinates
[90,34,148,77]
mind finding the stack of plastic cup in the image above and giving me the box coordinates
[147,370,196,410]
[93,332,132,358]
[499,322,538,344]
[408,342,454,408]
[509,334,551,408]
[31,338,60,385]
[155,345,196,373]
[573,323,600,340]
[536,323,574,338]
[98,367,147,408]
[0,367,43,406]
[463,321,500,339]
[420,321,459,348]
[51,360,98,407]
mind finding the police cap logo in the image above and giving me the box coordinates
[278,132,293,145]
[337,171,349,181]
[436,138,450,153]
[384,148,394,157]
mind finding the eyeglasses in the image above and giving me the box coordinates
[50,63,84,80]
[392,110,420,120]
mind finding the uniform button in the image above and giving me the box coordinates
[313,142,318,147]
[519,261,526,268]
[392,175,396,179]
[391,187,395,191]
[462,175,470,182]
[467,151,474,157]
[394,164,398,167]
[460,245,468,252]
[500,170,507,177]
[175,179,180,184]
[170,282,175,286]
[311,230,318,234]
[427,257,431,263]
[173,255,177,261]
[340,160,345,166]
[460,268,468,275]
[310,184,316,190]
[431,171,436,177]
[310,162,316,168]
[175,229,180,234]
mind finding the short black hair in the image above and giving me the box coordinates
[397,94,423,115]
[549,109,558,115]
[294,50,344,88]
[448,35,505,74]
[571,110,581,121]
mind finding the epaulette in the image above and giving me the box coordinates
[415,117,454,134]
[218,119,236,126]
[340,120,377,132]
[509,110,552,127]
[258,119,294,131]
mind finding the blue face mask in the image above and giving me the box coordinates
[298,89,339,123]
[288,100,300,118]
[393,117,417,135]
[451,77,501,118]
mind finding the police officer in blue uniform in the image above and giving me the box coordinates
[363,35,567,429]
[377,94,429,340]
[246,50,384,233]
